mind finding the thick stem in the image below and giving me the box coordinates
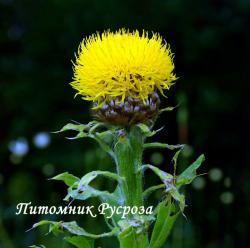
[114,126,148,248]
[114,126,144,208]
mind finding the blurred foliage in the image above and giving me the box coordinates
[0,0,249,247]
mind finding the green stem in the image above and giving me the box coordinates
[114,126,148,248]
[114,126,144,208]
[114,126,152,248]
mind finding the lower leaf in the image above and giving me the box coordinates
[118,226,148,248]
[149,200,179,248]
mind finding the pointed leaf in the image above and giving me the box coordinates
[63,170,122,202]
[28,220,63,235]
[159,106,176,113]
[64,185,116,202]
[169,188,185,212]
[77,170,122,188]
[31,220,118,239]
[172,149,182,167]
[172,148,183,177]
[149,200,179,248]
[136,123,156,137]
[143,164,173,183]
[142,164,185,211]
[61,221,118,238]
[144,142,183,150]
[177,154,205,186]
[55,123,88,133]
[51,172,79,187]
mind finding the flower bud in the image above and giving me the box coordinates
[92,92,160,125]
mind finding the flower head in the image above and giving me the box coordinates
[71,29,177,107]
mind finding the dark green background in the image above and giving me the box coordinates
[1,0,249,247]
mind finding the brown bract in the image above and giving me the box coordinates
[92,92,160,125]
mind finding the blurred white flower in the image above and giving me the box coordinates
[8,138,29,156]
[33,132,51,149]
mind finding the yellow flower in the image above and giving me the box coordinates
[71,29,177,107]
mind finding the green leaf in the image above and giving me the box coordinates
[51,172,80,187]
[28,220,62,235]
[118,226,148,248]
[177,154,205,187]
[149,200,179,248]
[54,123,88,133]
[172,148,182,177]
[64,236,94,248]
[64,185,116,202]
[54,121,116,160]
[66,132,88,140]
[159,106,176,113]
[61,221,91,236]
[136,123,156,137]
[118,226,136,248]
[64,171,124,204]
[142,164,185,211]
[52,170,121,202]
[168,188,185,212]
[31,220,59,230]
[143,142,184,150]
[142,164,173,183]
[78,171,122,186]
[31,220,118,239]
[172,149,182,167]
[100,185,124,224]
[63,170,123,201]
[118,215,154,233]
[61,221,118,238]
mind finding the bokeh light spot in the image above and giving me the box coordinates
[220,191,234,204]
[192,177,206,190]
[33,132,51,149]
[8,138,29,157]
[42,163,55,176]
[150,152,164,165]
[209,168,223,182]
